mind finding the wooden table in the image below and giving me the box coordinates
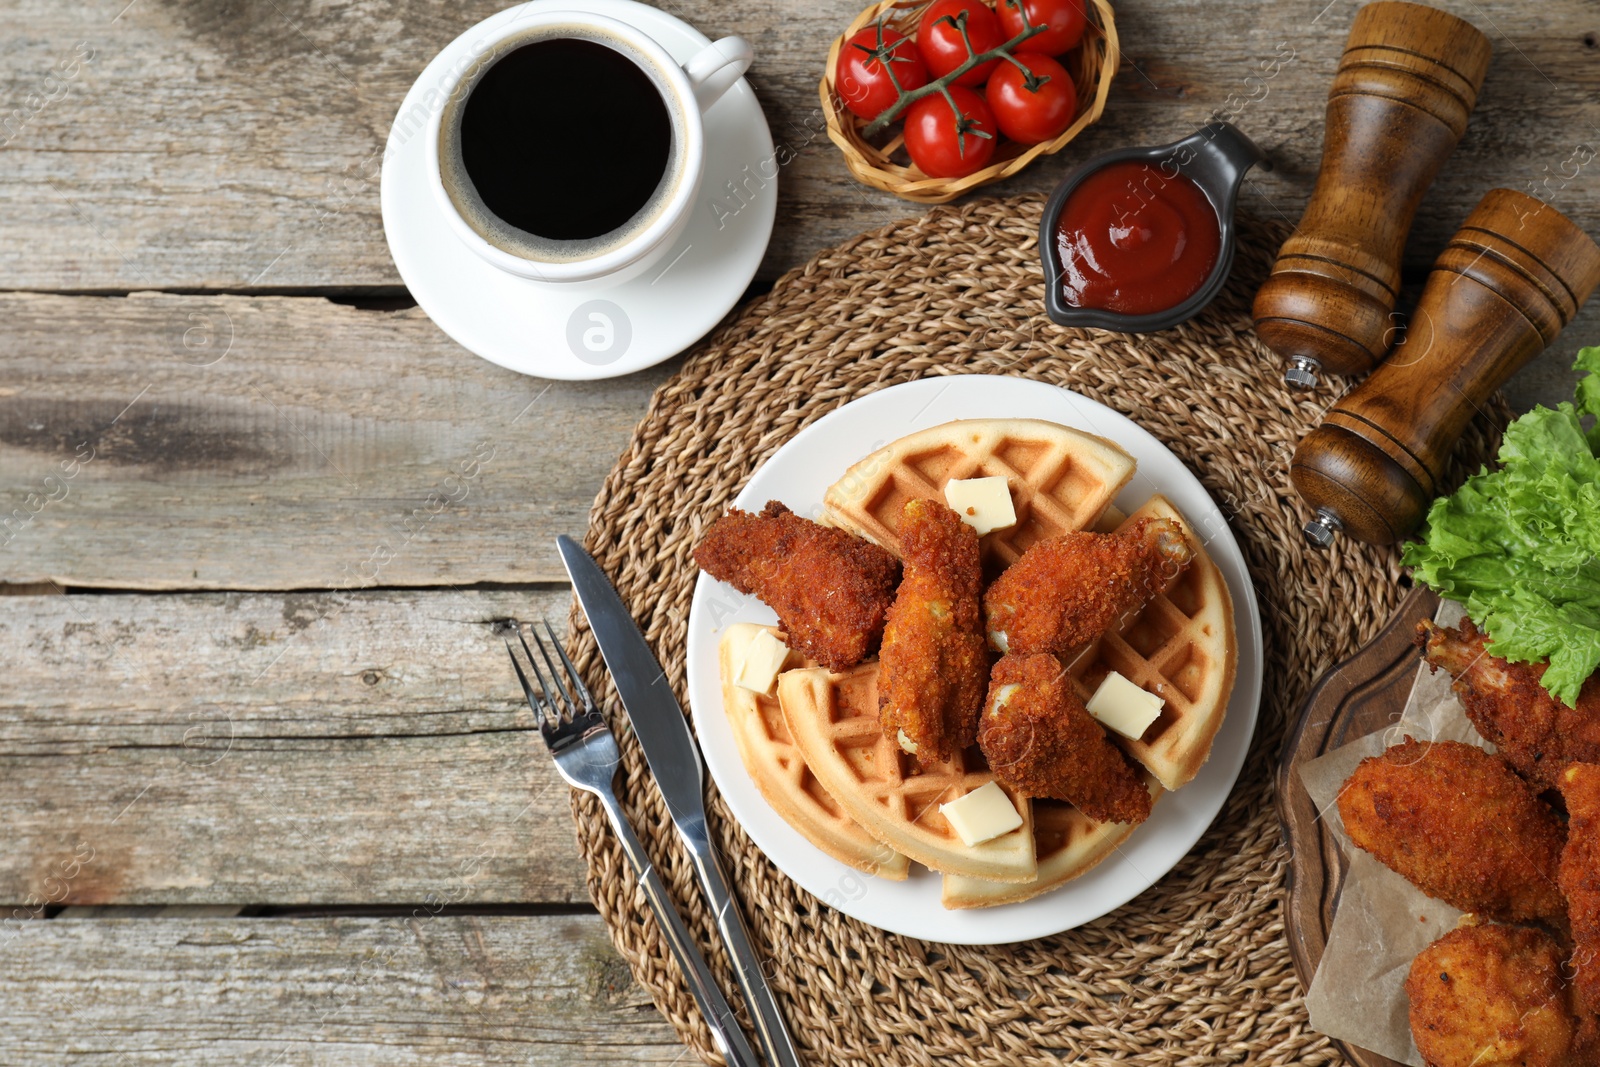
[2,1,1595,1061]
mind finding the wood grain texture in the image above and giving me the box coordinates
[0,587,600,905]
[1253,1,1494,375]
[0,285,1590,595]
[1295,188,1600,544]
[1275,585,1438,1067]
[0,292,669,589]
[0,915,685,1065]
[0,3,1595,1059]
[0,0,1596,290]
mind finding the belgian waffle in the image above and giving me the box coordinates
[822,419,1135,566]
[1068,494,1238,791]
[717,624,909,880]
[941,779,1162,909]
[777,662,1038,883]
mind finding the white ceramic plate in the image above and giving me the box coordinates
[380,0,776,381]
[684,376,1264,944]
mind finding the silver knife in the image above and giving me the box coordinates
[559,535,802,1067]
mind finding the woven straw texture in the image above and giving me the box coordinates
[564,195,1508,1066]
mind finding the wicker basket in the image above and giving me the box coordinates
[819,0,1119,204]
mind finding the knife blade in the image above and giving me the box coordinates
[557,534,802,1067]
[557,536,706,814]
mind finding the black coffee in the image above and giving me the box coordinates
[459,38,672,242]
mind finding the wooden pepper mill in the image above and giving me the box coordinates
[1293,188,1600,547]
[1254,1,1492,389]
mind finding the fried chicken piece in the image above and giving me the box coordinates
[878,499,988,763]
[1406,924,1591,1067]
[1418,619,1600,789]
[1337,738,1567,924]
[695,500,898,672]
[1559,763,1600,1018]
[982,518,1193,655]
[977,653,1152,825]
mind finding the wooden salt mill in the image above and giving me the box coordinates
[1254,1,1492,389]
[1293,189,1600,547]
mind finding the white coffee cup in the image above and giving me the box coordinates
[427,10,753,285]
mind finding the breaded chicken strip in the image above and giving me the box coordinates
[1418,619,1600,789]
[878,499,987,763]
[1337,738,1566,924]
[1406,924,1591,1067]
[1558,763,1600,1018]
[978,653,1152,825]
[695,500,899,672]
[983,518,1193,655]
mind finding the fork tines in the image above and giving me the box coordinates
[503,619,596,727]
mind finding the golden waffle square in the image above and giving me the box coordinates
[1068,494,1238,791]
[941,779,1162,909]
[823,418,1136,566]
[718,625,909,880]
[777,662,1037,883]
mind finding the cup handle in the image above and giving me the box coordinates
[682,36,754,112]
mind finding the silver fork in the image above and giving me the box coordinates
[505,620,762,1067]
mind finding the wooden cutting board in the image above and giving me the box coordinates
[1274,585,1439,1067]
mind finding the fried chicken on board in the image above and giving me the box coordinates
[1418,619,1600,790]
[694,500,900,672]
[978,652,1152,825]
[1559,762,1600,1018]
[877,499,989,764]
[1336,738,1567,924]
[1406,923,1595,1067]
[982,517,1193,655]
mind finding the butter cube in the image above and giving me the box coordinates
[1086,671,1164,740]
[940,781,1023,847]
[943,476,1017,536]
[734,630,790,695]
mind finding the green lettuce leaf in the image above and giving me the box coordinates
[1401,348,1600,706]
[1576,344,1600,435]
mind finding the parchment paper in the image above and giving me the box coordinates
[1297,599,1493,1067]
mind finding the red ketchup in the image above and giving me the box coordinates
[1053,160,1222,316]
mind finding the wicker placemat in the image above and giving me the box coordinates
[564,195,1507,1066]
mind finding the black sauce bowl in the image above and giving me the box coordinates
[1039,121,1265,333]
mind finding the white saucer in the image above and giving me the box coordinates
[683,377,1265,945]
[380,0,777,381]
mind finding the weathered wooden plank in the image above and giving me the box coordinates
[1,588,601,905]
[0,0,1594,289]
[0,282,1592,596]
[0,915,684,1065]
[0,291,668,589]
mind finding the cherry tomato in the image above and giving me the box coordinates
[835,26,930,121]
[904,86,998,178]
[996,0,1089,56]
[916,0,1004,87]
[985,53,1078,144]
